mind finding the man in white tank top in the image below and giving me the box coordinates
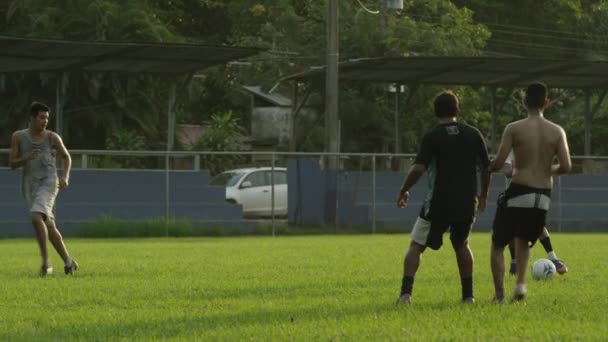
[9,102,79,276]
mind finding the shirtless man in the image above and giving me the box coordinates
[487,82,571,302]
[9,102,79,276]
[501,152,568,276]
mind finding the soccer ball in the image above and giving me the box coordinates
[531,258,556,280]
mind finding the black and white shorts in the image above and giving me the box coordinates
[492,183,551,248]
[411,216,473,250]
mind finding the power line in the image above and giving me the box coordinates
[488,28,605,46]
[488,38,608,55]
[406,13,608,41]
[355,0,380,15]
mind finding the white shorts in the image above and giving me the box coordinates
[411,217,431,246]
[24,176,58,220]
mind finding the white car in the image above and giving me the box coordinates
[210,167,288,218]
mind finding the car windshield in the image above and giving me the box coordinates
[210,171,245,187]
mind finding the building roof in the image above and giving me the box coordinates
[242,86,293,106]
[282,56,608,89]
[0,35,261,74]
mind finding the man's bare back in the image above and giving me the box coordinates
[489,82,572,302]
[505,116,570,189]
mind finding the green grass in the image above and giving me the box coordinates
[0,233,606,341]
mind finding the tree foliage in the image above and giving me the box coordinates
[190,110,245,175]
[1,0,608,157]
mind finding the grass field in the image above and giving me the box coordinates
[1,233,606,341]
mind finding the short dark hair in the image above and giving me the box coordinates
[30,102,50,117]
[524,82,548,109]
[433,90,460,118]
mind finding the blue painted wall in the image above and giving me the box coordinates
[287,163,608,233]
[3,164,607,237]
[0,169,246,237]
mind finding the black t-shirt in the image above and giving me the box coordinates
[414,122,490,222]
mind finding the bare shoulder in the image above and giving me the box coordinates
[11,129,25,142]
[11,129,25,137]
[504,119,526,132]
[47,130,62,142]
[543,118,566,134]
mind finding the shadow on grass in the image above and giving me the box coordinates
[4,300,408,340]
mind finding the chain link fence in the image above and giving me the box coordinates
[1,149,608,237]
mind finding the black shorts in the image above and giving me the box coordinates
[411,216,473,250]
[492,183,551,248]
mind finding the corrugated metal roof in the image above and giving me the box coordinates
[242,86,292,106]
[282,56,608,89]
[0,35,261,74]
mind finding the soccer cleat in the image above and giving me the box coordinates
[552,259,568,275]
[40,265,53,277]
[512,288,527,302]
[396,294,411,304]
[462,297,475,304]
[64,259,79,275]
[509,262,517,276]
[491,295,506,304]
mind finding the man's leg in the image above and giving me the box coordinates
[538,227,568,274]
[454,242,474,302]
[45,217,76,268]
[398,241,425,303]
[513,237,530,301]
[31,212,51,275]
[508,240,517,275]
[490,243,506,303]
[451,222,474,302]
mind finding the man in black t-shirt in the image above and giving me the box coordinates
[396,90,491,304]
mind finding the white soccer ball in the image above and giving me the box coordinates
[531,258,557,280]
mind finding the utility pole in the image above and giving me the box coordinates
[325,0,339,168]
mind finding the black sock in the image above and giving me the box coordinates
[539,237,553,254]
[461,277,473,299]
[400,276,414,296]
[508,244,516,261]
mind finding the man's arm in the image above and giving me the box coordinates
[397,132,432,208]
[9,132,23,170]
[500,162,513,177]
[51,132,72,188]
[552,127,572,175]
[397,164,426,208]
[476,132,492,211]
[8,132,38,169]
[478,167,492,212]
[500,151,514,177]
[490,125,514,173]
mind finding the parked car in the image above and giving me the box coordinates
[209,167,288,218]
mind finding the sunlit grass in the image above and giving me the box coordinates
[0,233,605,341]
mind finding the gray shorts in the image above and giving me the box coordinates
[23,176,58,220]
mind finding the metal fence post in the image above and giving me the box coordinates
[81,154,88,169]
[164,152,170,237]
[372,154,377,234]
[194,154,200,171]
[271,152,276,237]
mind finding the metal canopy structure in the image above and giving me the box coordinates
[282,56,608,155]
[0,35,261,74]
[0,35,262,230]
[282,56,608,89]
[0,34,262,144]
